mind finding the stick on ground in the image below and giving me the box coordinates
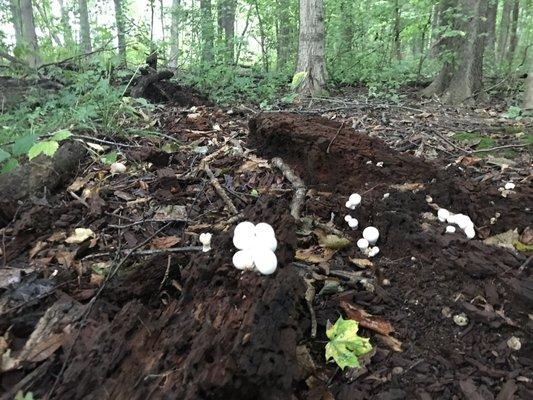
[271,157,307,220]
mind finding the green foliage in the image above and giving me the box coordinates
[325,317,372,370]
[28,140,60,160]
[15,392,34,400]
[504,106,522,120]
[291,71,308,90]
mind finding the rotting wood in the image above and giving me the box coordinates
[271,157,307,220]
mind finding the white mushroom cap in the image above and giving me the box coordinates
[345,201,356,210]
[253,248,278,275]
[362,226,379,245]
[344,215,353,222]
[438,208,450,223]
[232,250,254,270]
[504,182,515,190]
[254,222,275,239]
[455,214,473,230]
[233,221,256,250]
[464,226,475,239]
[446,214,457,224]
[357,238,369,251]
[110,162,127,174]
[348,193,361,206]
[348,218,359,229]
[255,234,277,252]
[368,246,380,257]
[445,226,456,234]
[199,232,212,252]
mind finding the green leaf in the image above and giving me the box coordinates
[12,135,37,156]
[101,151,118,165]
[291,71,308,90]
[0,148,11,163]
[504,106,522,120]
[325,317,372,370]
[51,129,72,142]
[28,140,59,160]
[1,158,19,173]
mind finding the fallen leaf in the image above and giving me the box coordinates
[520,227,533,245]
[341,301,394,336]
[484,229,519,251]
[315,229,350,250]
[151,236,181,249]
[67,177,88,192]
[350,258,374,268]
[153,205,187,221]
[296,246,335,264]
[29,241,47,259]
[376,333,403,352]
[389,182,425,192]
[55,251,76,268]
[456,155,482,166]
[237,155,270,173]
[114,190,135,201]
[65,228,95,244]
[47,231,66,242]
[0,269,21,288]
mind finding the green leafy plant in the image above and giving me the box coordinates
[15,391,34,400]
[291,71,308,90]
[325,317,372,370]
[504,106,522,120]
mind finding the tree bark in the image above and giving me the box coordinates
[441,0,488,104]
[9,0,23,48]
[59,0,74,46]
[79,0,92,53]
[218,0,236,62]
[497,0,512,63]
[485,0,498,62]
[392,0,402,60]
[296,0,328,96]
[508,0,519,62]
[200,0,214,63]
[169,0,180,67]
[523,54,533,116]
[113,0,127,64]
[160,0,165,42]
[20,0,40,67]
[276,0,292,69]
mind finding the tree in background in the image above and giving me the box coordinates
[79,0,92,53]
[8,0,23,49]
[170,0,181,67]
[113,0,127,64]
[296,0,327,95]
[497,0,512,63]
[218,0,237,62]
[524,53,533,116]
[59,0,74,46]
[20,0,40,66]
[485,0,498,63]
[200,0,214,63]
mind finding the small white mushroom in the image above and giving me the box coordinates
[348,218,359,229]
[199,232,212,252]
[507,336,521,351]
[445,226,456,234]
[446,213,457,225]
[368,246,380,257]
[345,193,362,210]
[254,222,275,239]
[357,238,369,251]
[455,214,473,230]
[438,208,450,223]
[344,215,353,222]
[464,226,476,239]
[110,162,127,174]
[453,313,469,326]
[253,248,278,275]
[376,161,384,167]
[233,221,256,250]
[504,182,516,190]
[232,250,255,270]
[382,193,390,200]
[362,226,379,245]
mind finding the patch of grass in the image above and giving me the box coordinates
[453,132,497,149]
[520,134,533,145]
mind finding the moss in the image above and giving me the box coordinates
[453,132,497,149]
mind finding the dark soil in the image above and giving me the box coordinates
[1,107,532,400]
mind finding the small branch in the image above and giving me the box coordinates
[326,121,345,154]
[271,157,307,220]
[82,246,202,260]
[471,143,531,153]
[204,164,239,215]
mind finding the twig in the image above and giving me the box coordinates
[204,164,239,215]
[326,121,345,154]
[471,143,531,153]
[271,157,307,220]
[82,246,202,260]
[518,254,532,274]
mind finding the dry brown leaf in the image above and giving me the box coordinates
[67,177,88,192]
[56,251,75,268]
[341,301,394,336]
[455,155,482,166]
[349,258,374,268]
[295,246,336,264]
[237,155,270,173]
[153,205,187,221]
[390,182,425,192]
[151,236,181,249]
[47,231,66,242]
[520,227,533,245]
[29,241,48,259]
[376,333,403,352]
[65,228,95,244]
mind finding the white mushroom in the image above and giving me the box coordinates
[199,232,212,252]
[445,226,456,234]
[507,336,521,351]
[254,222,275,239]
[253,248,278,275]
[110,162,127,174]
[348,218,359,229]
[362,226,379,245]
[455,214,473,230]
[357,238,369,251]
[464,226,476,239]
[233,221,256,250]
[437,208,450,223]
[504,182,516,190]
[232,250,254,270]
[368,246,380,257]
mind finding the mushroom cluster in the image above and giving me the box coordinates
[437,208,475,239]
[344,193,380,258]
[231,221,278,275]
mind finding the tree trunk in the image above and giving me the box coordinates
[200,0,214,63]
[441,0,488,104]
[254,0,269,72]
[160,0,165,42]
[296,0,327,95]
[79,0,92,53]
[59,0,74,46]
[497,0,512,63]
[20,0,40,67]
[523,54,533,116]
[485,0,498,62]
[508,0,519,62]
[9,0,23,48]
[392,0,401,60]
[113,0,127,64]
[33,2,63,47]
[428,3,440,58]
[276,0,291,69]
[340,0,354,54]
[218,0,236,62]
[169,0,180,67]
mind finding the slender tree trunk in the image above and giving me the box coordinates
[523,52,533,116]
[429,3,441,58]
[441,0,488,103]
[59,0,74,46]
[254,0,269,71]
[508,0,519,61]
[170,0,180,67]
[200,0,214,63]
[276,0,291,69]
[34,2,62,46]
[79,0,92,53]
[9,0,23,48]
[113,0,127,64]
[218,0,236,62]
[497,0,512,63]
[392,0,402,60]
[485,0,498,62]
[296,0,327,95]
[160,0,165,42]
[20,0,40,67]
[340,0,354,54]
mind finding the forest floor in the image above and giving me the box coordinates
[0,82,532,400]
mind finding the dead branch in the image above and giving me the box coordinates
[271,157,307,220]
[204,164,239,215]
